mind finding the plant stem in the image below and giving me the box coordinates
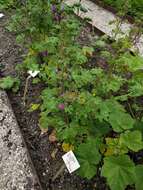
[52,163,66,182]
[23,75,31,106]
[127,101,136,119]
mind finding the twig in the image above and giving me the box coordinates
[52,164,66,182]
[23,75,31,106]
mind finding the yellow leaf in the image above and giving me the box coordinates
[28,103,40,112]
[104,137,128,156]
[82,46,94,57]
[62,143,74,152]
[29,48,36,56]
[104,147,115,156]
[100,144,106,154]
[63,91,78,102]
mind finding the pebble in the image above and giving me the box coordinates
[0,113,4,121]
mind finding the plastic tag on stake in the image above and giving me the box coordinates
[62,150,80,173]
[28,70,40,78]
[0,13,4,18]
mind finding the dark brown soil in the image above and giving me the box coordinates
[0,12,108,190]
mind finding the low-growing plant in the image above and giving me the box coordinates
[101,0,143,18]
[0,76,20,92]
[3,0,143,190]
[0,0,22,9]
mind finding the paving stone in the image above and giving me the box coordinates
[65,0,143,56]
[0,90,42,190]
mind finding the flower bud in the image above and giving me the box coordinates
[51,4,57,13]
[58,103,65,110]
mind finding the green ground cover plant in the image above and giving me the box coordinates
[0,0,22,9]
[1,0,143,189]
[0,76,20,92]
[101,0,143,18]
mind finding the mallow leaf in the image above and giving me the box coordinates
[98,99,134,132]
[76,138,101,179]
[90,120,111,137]
[109,111,134,132]
[120,130,143,152]
[59,125,79,143]
[133,121,143,136]
[135,165,143,190]
[104,138,128,156]
[101,155,135,190]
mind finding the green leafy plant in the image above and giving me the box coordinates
[76,138,101,179]
[135,165,143,190]
[4,0,143,189]
[0,76,20,92]
[101,0,143,18]
[0,0,22,9]
[101,155,135,190]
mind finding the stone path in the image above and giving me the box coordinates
[0,90,42,190]
[65,0,143,56]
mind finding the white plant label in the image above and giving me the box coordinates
[62,150,80,173]
[0,13,4,18]
[28,70,40,78]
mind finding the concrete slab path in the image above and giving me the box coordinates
[0,90,42,190]
[65,0,143,56]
